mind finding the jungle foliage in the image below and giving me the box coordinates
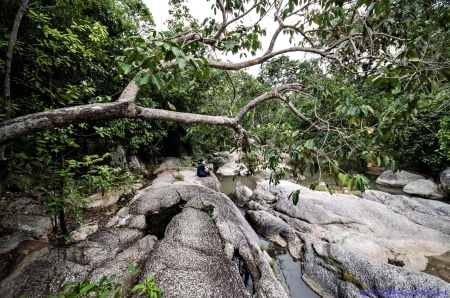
[1,0,450,229]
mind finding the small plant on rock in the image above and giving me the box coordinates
[269,259,277,275]
[131,277,164,298]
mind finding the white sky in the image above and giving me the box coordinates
[142,0,314,76]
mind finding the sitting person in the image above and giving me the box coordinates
[197,159,210,177]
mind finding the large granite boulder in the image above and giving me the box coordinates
[129,171,289,298]
[0,228,158,297]
[232,180,450,297]
[2,167,283,297]
[229,185,253,207]
[375,170,425,188]
[135,208,252,298]
[441,168,450,192]
[216,151,248,176]
[403,179,448,199]
[153,157,189,174]
[172,168,222,192]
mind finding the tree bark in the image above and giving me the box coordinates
[0,84,313,146]
[1,0,30,159]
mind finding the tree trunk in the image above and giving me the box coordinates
[1,0,30,159]
[0,84,308,146]
[59,209,68,235]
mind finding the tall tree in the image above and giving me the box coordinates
[1,0,29,159]
[1,0,449,187]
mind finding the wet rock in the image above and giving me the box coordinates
[441,168,450,192]
[109,145,128,170]
[375,170,425,188]
[403,179,448,199]
[229,185,253,207]
[0,233,33,254]
[246,210,302,259]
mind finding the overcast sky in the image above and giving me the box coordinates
[142,0,313,76]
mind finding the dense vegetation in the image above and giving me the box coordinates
[0,0,449,235]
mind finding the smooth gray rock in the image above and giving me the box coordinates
[135,208,252,298]
[247,210,302,259]
[2,214,50,239]
[441,168,450,192]
[242,181,450,297]
[216,151,248,176]
[375,170,425,188]
[109,145,128,169]
[303,242,449,298]
[69,224,98,242]
[252,189,277,203]
[128,155,146,174]
[229,185,253,207]
[107,207,147,230]
[403,179,448,199]
[130,170,289,298]
[173,168,222,192]
[153,157,188,174]
[0,233,33,253]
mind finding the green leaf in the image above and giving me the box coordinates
[176,58,187,69]
[431,81,438,94]
[114,288,122,298]
[225,40,234,50]
[390,160,399,173]
[327,184,334,195]
[130,284,145,293]
[121,64,133,75]
[172,46,182,57]
[164,50,176,61]
[99,290,113,298]
[127,264,139,275]
[151,74,163,90]
[135,73,151,86]
[347,178,355,190]
[167,102,176,111]
[80,282,98,294]
[288,190,300,205]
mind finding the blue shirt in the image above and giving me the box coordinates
[197,163,208,177]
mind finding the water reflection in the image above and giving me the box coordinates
[258,236,320,298]
[216,174,257,195]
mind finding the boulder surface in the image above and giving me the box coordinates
[403,179,448,199]
[236,180,450,297]
[375,170,425,188]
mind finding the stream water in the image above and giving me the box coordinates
[217,174,320,298]
[216,171,419,297]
